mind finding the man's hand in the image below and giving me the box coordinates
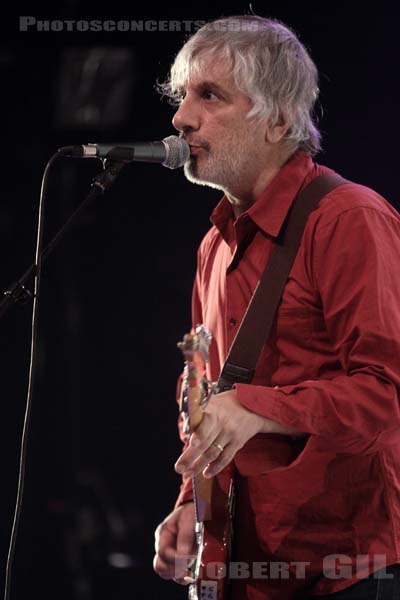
[175,389,305,479]
[153,503,197,585]
[175,389,264,479]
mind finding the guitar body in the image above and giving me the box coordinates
[178,326,235,600]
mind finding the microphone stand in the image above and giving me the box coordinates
[0,158,126,321]
[3,155,128,600]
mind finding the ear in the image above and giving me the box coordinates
[265,121,290,144]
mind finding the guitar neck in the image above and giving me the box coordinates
[178,327,215,524]
[186,388,213,522]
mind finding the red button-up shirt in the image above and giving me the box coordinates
[176,151,400,597]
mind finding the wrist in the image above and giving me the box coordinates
[259,416,306,437]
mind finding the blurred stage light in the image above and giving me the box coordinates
[54,47,135,131]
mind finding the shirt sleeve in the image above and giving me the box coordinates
[236,205,400,455]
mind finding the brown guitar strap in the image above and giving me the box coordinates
[217,172,350,392]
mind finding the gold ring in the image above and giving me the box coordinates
[212,442,224,453]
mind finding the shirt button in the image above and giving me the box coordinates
[229,317,237,326]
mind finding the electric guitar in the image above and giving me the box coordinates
[178,325,235,600]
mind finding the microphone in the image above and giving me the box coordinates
[58,135,190,170]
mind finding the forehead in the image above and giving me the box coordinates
[184,56,236,92]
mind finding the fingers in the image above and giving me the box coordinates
[176,518,196,556]
[154,553,193,583]
[175,394,232,476]
[154,521,181,579]
[175,389,267,478]
[174,414,219,474]
[154,550,194,583]
[153,552,176,580]
[175,434,233,478]
[154,504,196,583]
[189,413,219,453]
[174,406,233,477]
[172,577,191,586]
[203,442,236,478]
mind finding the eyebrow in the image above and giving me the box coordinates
[192,80,232,99]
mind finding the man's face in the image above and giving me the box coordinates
[172,59,266,194]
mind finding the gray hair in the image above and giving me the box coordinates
[159,15,322,156]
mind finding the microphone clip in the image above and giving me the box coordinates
[92,160,127,193]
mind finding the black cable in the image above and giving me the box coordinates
[3,152,59,600]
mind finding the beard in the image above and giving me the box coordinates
[184,152,236,192]
[183,128,258,195]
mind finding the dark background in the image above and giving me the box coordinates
[0,2,398,599]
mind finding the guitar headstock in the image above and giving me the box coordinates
[177,325,212,433]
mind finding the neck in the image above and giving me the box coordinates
[227,146,295,218]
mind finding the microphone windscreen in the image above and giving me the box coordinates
[162,136,190,169]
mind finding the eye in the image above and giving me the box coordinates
[174,87,186,104]
[201,88,219,101]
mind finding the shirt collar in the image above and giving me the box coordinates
[210,151,315,239]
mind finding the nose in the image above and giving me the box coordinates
[172,93,200,133]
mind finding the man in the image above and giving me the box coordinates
[153,15,400,600]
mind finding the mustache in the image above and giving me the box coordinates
[180,133,211,152]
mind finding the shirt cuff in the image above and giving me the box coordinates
[234,382,311,431]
